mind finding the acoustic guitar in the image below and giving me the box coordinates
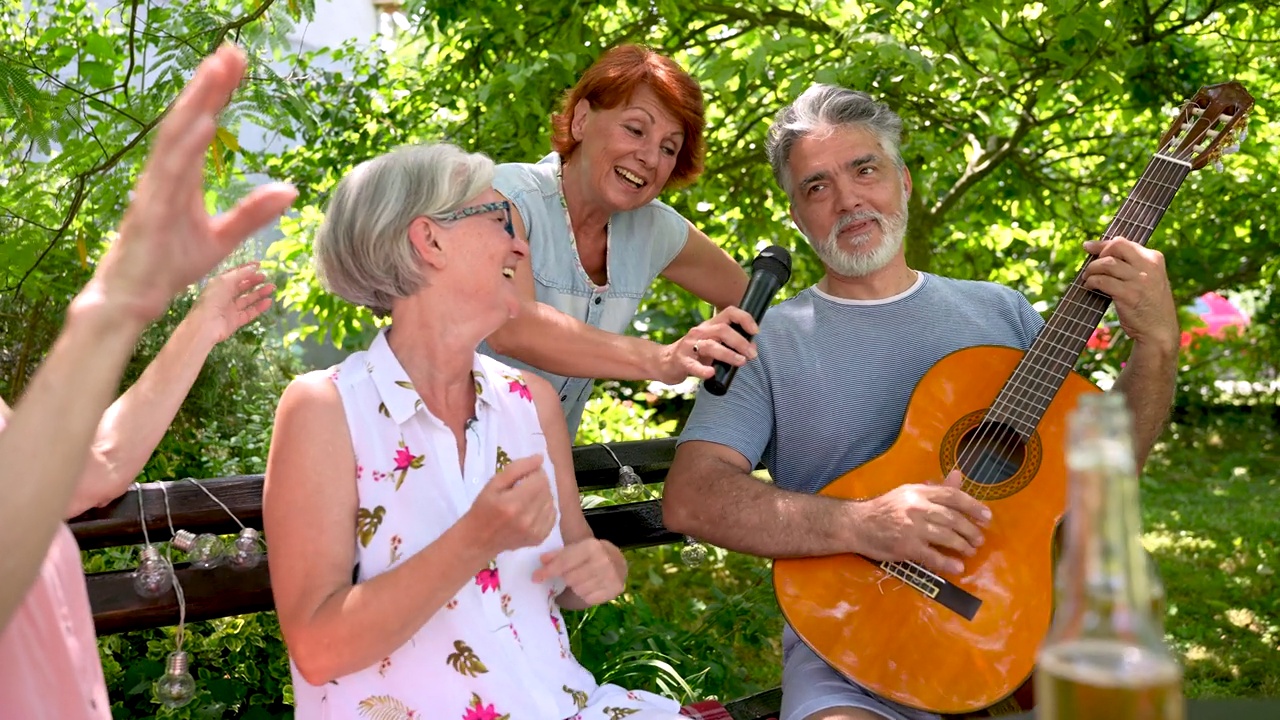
[772,81,1254,717]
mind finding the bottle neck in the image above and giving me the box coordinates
[1057,433,1160,642]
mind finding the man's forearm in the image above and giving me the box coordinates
[1113,339,1179,468]
[0,292,146,626]
[663,452,858,558]
[488,301,663,381]
[69,313,219,516]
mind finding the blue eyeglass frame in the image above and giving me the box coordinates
[438,201,514,238]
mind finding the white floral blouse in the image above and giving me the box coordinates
[289,328,683,720]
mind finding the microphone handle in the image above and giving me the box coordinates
[704,322,752,396]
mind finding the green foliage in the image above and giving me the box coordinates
[570,547,781,704]
[97,614,294,720]
[4,0,1280,713]
[1142,411,1280,697]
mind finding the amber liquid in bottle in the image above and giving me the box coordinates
[1035,393,1184,720]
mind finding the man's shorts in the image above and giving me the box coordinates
[780,635,941,720]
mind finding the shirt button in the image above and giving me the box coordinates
[560,394,568,402]
[593,296,602,305]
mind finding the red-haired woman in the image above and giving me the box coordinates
[481,45,757,437]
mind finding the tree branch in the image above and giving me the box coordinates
[7,0,281,295]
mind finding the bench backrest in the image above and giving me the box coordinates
[70,438,680,635]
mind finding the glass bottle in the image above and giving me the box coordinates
[1035,393,1184,720]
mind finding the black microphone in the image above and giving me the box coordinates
[703,245,792,396]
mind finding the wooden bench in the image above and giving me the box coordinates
[69,437,782,720]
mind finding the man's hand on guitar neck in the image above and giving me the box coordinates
[1082,236,1180,468]
[847,469,991,576]
[1081,237,1180,354]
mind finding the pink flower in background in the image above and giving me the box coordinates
[506,377,532,401]
[475,567,501,593]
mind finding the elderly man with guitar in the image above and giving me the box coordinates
[663,80,1252,720]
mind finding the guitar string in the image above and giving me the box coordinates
[966,155,1185,499]
[978,139,1189,446]
[955,140,1189,502]
[876,103,1217,582]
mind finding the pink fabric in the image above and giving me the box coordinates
[0,410,110,718]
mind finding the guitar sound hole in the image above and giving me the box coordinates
[956,421,1027,485]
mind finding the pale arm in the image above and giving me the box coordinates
[1112,340,1178,469]
[263,373,496,686]
[0,45,294,631]
[0,298,147,627]
[662,440,862,558]
[527,374,626,610]
[68,265,273,517]
[485,200,757,386]
[660,220,749,311]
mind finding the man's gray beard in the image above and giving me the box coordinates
[811,205,909,278]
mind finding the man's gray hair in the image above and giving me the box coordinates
[766,84,905,198]
[315,143,494,316]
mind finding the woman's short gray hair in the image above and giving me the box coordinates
[314,143,495,316]
[766,84,905,198]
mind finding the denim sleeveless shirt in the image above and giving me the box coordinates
[480,153,689,437]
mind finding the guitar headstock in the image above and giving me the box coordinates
[1158,81,1254,170]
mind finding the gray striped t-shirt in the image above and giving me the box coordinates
[677,272,1045,494]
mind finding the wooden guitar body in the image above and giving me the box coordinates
[773,345,1100,715]
[770,80,1253,717]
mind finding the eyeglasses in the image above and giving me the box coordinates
[437,200,514,239]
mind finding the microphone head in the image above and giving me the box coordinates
[752,245,792,283]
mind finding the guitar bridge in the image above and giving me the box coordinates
[878,560,941,598]
[863,556,983,621]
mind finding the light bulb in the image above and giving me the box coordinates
[171,530,225,569]
[154,651,196,709]
[616,466,644,501]
[229,527,264,570]
[132,545,173,598]
[680,536,707,568]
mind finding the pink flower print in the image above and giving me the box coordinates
[391,439,425,490]
[500,593,513,617]
[328,367,340,382]
[510,624,520,644]
[505,375,532,402]
[627,691,639,700]
[463,704,498,720]
[446,598,459,610]
[475,565,501,593]
[394,447,414,470]
[550,612,561,633]
[355,461,365,482]
[462,693,509,720]
[378,657,392,677]
[389,535,403,566]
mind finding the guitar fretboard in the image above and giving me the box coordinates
[986,154,1193,437]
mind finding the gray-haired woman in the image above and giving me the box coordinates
[264,143,687,719]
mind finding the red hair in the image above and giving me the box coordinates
[551,45,705,189]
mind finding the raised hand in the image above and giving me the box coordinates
[657,305,760,384]
[88,44,297,325]
[532,538,625,606]
[466,454,558,556]
[191,263,275,344]
[849,469,990,575]
[1082,238,1179,352]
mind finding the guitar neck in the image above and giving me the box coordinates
[987,154,1193,437]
